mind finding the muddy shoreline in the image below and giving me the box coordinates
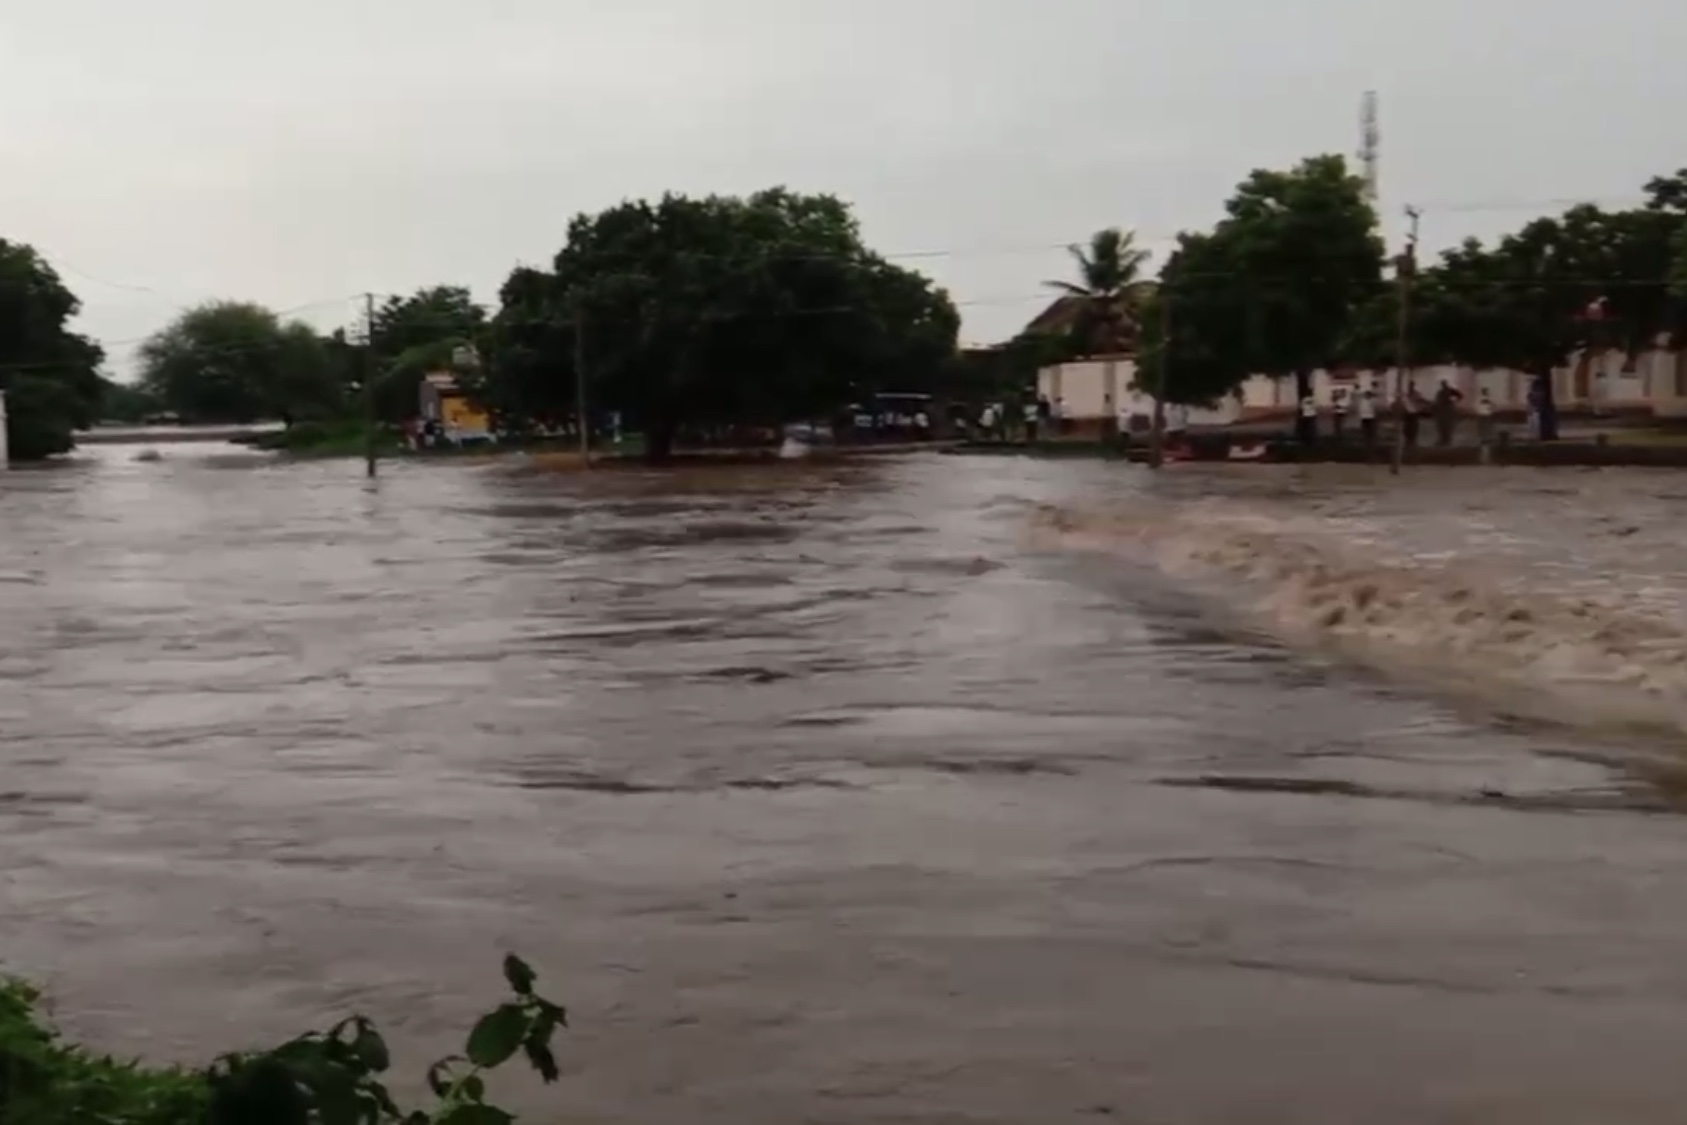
[955,437,1687,467]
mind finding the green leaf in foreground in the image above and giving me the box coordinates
[438,1103,516,1125]
[3,955,563,1124]
[501,954,536,997]
[464,1003,530,1069]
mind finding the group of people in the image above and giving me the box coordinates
[976,396,1068,442]
[1297,380,1497,448]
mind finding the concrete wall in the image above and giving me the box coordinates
[1038,356,1242,426]
[1044,346,1687,420]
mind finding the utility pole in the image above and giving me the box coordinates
[363,292,378,479]
[1149,292,1171,470]
[1389,206,1421,475]
[573,299,590,466]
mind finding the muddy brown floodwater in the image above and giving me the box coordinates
[8,446,1687,1123]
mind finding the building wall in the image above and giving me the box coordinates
[1046,346,1687,421]
[1038,357,1242,426]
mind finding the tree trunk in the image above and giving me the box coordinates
[1535,368,1559,442]
[1147,396,1166,469]
[645,418,676,463]
[1294,369,1314,445]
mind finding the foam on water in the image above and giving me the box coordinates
[1035,499,1687,736]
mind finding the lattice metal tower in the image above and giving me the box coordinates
[1359,91,1380,207]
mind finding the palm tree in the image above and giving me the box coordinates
[1045,228,1151,346]
[1043,227,1152,437]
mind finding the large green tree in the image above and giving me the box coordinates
[0,239,105,461]
[1402,195,1687,439]
[356,286,489,424]
[138,302,342,424]
[1156,155,1386,403]
[480,267,578,430]
[490,187,958,459]
[370,286,485,362]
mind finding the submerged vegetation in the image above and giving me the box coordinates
[0,955,564,1124]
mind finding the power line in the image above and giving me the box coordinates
[1414,193,1653,215]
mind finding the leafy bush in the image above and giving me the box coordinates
[0,954,564,1124]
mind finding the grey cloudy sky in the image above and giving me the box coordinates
[4,0,1684,374]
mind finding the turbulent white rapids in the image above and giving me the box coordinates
[1036,499,1687,735]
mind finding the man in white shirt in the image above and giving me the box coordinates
[1475,388,1495,447]
[1358,386,1378,446]
[1165,402,1188,446]
[1298,391,1319,446]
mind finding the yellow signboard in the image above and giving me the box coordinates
[441,394,489,434]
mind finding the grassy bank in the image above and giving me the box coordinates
[243,422,952,466]
[239,419,409,458]
[240,421,649,462]
[0,956,564,1124]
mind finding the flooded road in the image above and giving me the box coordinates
[6,447,1687,1123]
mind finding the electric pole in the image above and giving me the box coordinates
[573,299,590,466]
[1149,292,1171,470]
[363,292,378,479]
[1389,206,1421,476]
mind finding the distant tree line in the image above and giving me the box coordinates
[8,169,1687,460]
[1042,159,1687,444]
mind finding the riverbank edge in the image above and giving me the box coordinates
[266,436,961,466]
[951,439,1687,467]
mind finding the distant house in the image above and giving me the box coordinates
[1027,292,1159,436]
[1022,291,1147,354]
[418,371,493,444]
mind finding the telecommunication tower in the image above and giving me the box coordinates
[1359,91,1380,207]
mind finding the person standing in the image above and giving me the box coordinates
[1297,389,1319,446]
[1023,399,1040,444]
[1475,388,1495,449]
[1358,386,1379,447]
[1332,389,1349,443]
[1401,384,1422,450]
[1166,401,1189,453]
[1433,379,1464,447]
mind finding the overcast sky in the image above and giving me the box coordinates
[4,0,1684,376]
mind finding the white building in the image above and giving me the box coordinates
[1040,339,1687,426]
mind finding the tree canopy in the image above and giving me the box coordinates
[482,187,959,457]
[1121,155,1687,429]
[1154,154,1385,403]
[137,302,343,424]
[0,239,105,460]
[370,285,485,366]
